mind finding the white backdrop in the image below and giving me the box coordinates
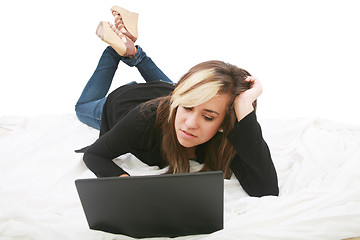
[1,0,359,125]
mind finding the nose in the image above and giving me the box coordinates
[185,113,199,130]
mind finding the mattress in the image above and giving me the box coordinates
[1,114,359,240]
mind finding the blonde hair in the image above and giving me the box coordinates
[169,69,222,120]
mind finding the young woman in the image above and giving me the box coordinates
[75,6,279,197]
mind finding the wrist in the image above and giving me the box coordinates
[235,102,254,122]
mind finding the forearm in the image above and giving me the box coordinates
[83,138,129,177]
[234,100,254,122]
[83,151,128,177]
[228,111,279,197]
[230,146,278,197]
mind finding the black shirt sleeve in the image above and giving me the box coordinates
[83,105,156,177]
[227,111,279,197]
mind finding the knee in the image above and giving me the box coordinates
[74,103,88,124]
[75,104,83,120]
[75,109,86,126]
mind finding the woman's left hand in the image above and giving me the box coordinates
[234,76,263,121]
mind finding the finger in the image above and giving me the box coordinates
[245,76,257,83]
[119,174,130,177]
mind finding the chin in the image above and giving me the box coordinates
[176,136,196,148]
[183,143,196,149]
[178,140,195,148]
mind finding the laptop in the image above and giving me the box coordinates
[75,171,224,238]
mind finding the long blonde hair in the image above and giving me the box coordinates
[155,60,254,178]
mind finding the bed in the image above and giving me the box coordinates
[1,114,359,240]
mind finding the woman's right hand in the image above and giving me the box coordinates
[119,174,130,177]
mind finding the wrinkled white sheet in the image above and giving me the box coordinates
[0,114,360,240]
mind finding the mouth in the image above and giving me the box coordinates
[180,129,196,138]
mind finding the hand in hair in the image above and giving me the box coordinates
[234,76,263,121]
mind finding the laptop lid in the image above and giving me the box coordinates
[75,171,224,238]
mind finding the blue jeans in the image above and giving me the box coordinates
[75,46,172,130]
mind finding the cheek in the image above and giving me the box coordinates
[174,108,183,129]
[201,122,222,140]
[201,114,226,140]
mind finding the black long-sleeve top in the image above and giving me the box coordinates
[83,81,279,197]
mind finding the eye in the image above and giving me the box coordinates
[203,115,214,121]
[183,106,193,111]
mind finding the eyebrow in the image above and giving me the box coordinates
[203,109,220,115]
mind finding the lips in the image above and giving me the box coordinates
[180,129,196,138]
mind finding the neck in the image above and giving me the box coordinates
[186,147,196,160]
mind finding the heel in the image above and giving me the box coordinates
[96,21,136,56]
[110,6,138,40]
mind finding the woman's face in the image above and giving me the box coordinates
[174,93,231,149]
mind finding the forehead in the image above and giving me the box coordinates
[196,93,231,114]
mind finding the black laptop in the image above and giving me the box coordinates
[75,171,224,238]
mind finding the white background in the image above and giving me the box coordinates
[1,0,359,125]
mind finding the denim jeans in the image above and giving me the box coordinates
[75,46,173,130]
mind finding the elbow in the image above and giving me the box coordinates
[252,162,279,197]
[247,176,279,197]
[257,184,279,197]
[82,150,112,178]
[240,169,279,197]
[82,151,91,168]
[270,185,280,197]
[246,184,279,197]
[82,151,99,176]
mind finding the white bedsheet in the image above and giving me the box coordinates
[0,114,359,240]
